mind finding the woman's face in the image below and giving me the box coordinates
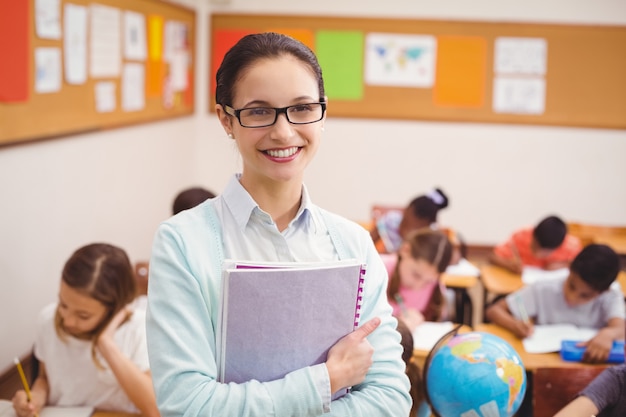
[57,281,107,338]
[217,55,325,188]
[398,244,440,291]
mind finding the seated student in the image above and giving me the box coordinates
[490,215,582,274]
[12,243,159,417]
[397,319,431,417]
[486,244,625,363]
[384,229,454,332]
[371,188,451,254]
[172,186,216,215]
[553,343,626,417]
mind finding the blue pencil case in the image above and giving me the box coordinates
[560,340,625,363]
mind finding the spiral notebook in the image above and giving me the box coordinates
[217,259,366,390]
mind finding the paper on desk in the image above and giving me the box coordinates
[522,324,596,353]
[445,258,480,277]
[521,266,569,285]
[0,400,93,417]
[412,321,454,351]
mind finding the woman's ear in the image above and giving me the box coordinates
[215,104,233,136]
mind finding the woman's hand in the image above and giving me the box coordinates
[326,317,380,394]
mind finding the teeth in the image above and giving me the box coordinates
[266,147,298,158]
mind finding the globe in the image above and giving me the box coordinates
[424,331,527,417]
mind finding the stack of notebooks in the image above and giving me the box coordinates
[216,259,366,389]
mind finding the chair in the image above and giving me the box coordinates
[134,261,149,296]
[532,366,607,417]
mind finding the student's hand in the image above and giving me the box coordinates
[511,320,534,339]
[326,317,380,394]
[12,390,42,417]
[581,330,614,363]
[97,307,132,349]
[398,308,425,333]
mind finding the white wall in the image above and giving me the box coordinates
[1,0,625,373]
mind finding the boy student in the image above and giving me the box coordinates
[490,215,582,274]
[486,244,625,363]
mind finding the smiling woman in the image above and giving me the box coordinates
[145,32,411,417]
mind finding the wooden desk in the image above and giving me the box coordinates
[442,273,478,326]
[480,264,626,301]
[594,234,626,255]
[474,324,610,371]
[412,323,610,371]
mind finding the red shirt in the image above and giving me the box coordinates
[494,227,582,268]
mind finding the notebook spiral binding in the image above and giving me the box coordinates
[353,265,366,329]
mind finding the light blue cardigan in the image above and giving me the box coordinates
[146,197,411,416]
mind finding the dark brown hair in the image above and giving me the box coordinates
[387,230,453,321]
[397,319,424,417]
[55,243,136,366]
[215,32,325,108]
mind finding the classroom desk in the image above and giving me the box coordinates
[480,264,626,303]
[441,273,478,326]
[412,323,610,371]
[594,234,626,256]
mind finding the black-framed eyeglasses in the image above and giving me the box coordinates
[224,102,326,128]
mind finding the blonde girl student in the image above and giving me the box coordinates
[146,32,410,416]
[12,243,159,417]
[385,229,454,332]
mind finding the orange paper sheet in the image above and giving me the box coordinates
[266,28,315,51]
[211,29,255,97]
[434,36,487,108]
[0,0,29,102]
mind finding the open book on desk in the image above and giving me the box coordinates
[217,259,366,391]
[412,321,454,351]
[0,400,93,417]
[522,324,597,354]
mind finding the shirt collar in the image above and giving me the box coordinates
[222,174,314,231]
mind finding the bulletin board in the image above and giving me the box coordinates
[0,0,195,147]
[209,14,626,130]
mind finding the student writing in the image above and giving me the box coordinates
[384,229,453,332]
[490,215,582,274]
[12,243,158,417]
[372,187,450,254]
[145,32,411,417]
[486,244,625,363]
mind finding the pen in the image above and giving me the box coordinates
[515,295,531,325]
[14,357,38,417]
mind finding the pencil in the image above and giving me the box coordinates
[394,294,408,315]
[14,357,31,401]
[14,357,38,417]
